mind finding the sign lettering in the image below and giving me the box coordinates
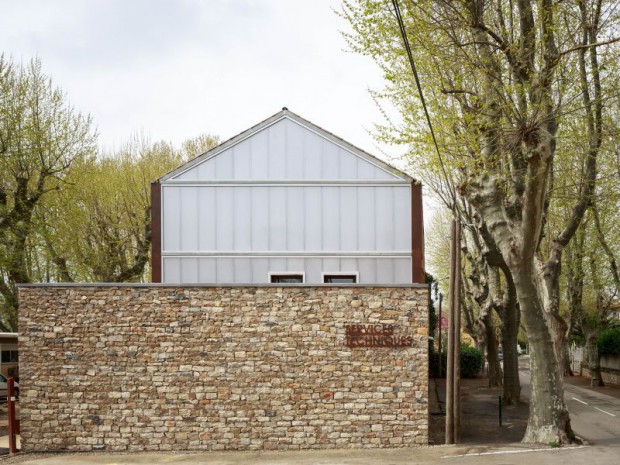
[345,324,413,348]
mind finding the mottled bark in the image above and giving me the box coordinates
[469,170,572,443]
[499,272,521,404]
[513,267,574,443]
[586,337,604,387]
[483,311,503,387]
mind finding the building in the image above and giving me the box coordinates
[151,108,424,284]
[18,109,430,453]
[0,332,18,378]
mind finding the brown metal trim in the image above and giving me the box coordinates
[411,182,425,283]
[151,181,162,283]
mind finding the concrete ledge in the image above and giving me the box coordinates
[17,283,429,289]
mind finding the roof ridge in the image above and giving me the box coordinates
[158,109,416,183]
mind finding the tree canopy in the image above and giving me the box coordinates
[0,56,219,331]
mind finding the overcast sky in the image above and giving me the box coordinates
[1,0,405,162]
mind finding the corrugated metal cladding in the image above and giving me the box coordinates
[160,113,414,284]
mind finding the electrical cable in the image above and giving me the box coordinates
[390,0,458,209]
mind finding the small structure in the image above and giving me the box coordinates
[151,109,424,284]
[0,332,18,378]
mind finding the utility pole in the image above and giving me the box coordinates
[453,220,462,442]
[445,219,461,444]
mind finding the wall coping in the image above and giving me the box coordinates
[18,283,428,289]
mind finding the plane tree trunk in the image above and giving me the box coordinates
[468,170,574,443]
[483,311,503,388]
[498,271,521,405]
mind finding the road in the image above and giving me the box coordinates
[519,360,618,446]
[510,357,620,464]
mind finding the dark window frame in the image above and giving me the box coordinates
[269,272,305,284]
[322,273,359,284]
[1,350,18,363]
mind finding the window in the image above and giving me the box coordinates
[1,350,18,363]
[322,272,359,284]
[269,272,305,283]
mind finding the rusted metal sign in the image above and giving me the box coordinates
[345,324,413,348]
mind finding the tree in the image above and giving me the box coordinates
[40,134,219,283]
[343,0,620,443]
[0,56,96,330]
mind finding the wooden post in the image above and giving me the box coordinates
[445,219,457,444]
[7,377,18,454]
[438,293,443,378]
[150,181,162,283]
[453,220,462,442]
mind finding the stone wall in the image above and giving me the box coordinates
[570,349,620,386]
[18,285,428,452]
[573,363,620,386]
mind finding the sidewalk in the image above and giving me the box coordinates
[563,375,620,400]
[429,376,529,446]
[0,402,19,456]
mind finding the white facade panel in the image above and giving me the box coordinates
[269,187,287,249]
[234,258,252,282]
[304,259,323,283]
[174,118,399,182]
[303,188,323,250]
[162,185,411,254]
[217,258,235,282]
[163,258,181,283]
[250,129,269,179]
[322,186,340,250]
[234,188,252,251]
[162,257,411,284]
[251,188,269,250]
[231,145,252,179]
[302,125,323,179]
[198,259,217,282]
[159,112,418,285]
[394,190,412,250]
[286,188,305,250]
[197,188,216,250]
[180,188,198,250]
[216,188,234,250]
[357,187,376,250]
[285,120,305,179]
[358,259,377,283]
[375,188,394,251]
[162,187,181,251]
[340,187,358,251]
[376,258,395,283]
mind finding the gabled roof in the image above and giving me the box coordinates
[159,108,415,183]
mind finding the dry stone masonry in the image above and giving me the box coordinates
[18,285,428,452]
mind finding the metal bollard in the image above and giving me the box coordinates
[498,395,502,427]
[7,377,18,453]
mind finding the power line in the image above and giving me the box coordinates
[390,0,456,208]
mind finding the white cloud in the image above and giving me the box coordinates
[0,0,405,162]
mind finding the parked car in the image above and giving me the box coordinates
[0,373,19,399]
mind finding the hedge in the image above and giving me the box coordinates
[430,346,484,378]
[598,328,620,356]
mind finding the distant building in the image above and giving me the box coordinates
[0,332,18,378]
[151,109,424,284]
